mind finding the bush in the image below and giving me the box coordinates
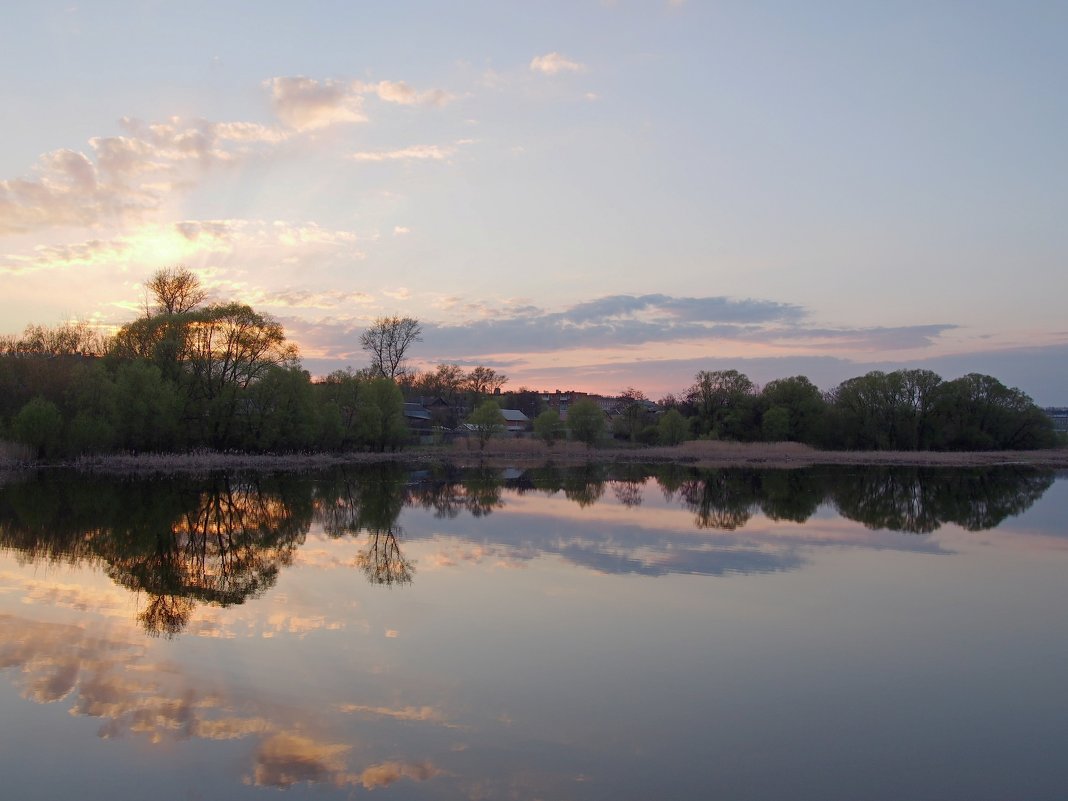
[13,397,64,458]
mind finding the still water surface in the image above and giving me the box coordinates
[0,464,1065,800]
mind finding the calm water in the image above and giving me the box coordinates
[0,464,1065,800]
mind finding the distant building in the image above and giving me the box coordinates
[538,390,590,421]
[1043,407,1068,432]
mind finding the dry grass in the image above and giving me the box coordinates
[6,437,1067,476]
[442,437,1068,469]
[0,440,34,470]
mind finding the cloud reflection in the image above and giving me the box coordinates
[0,612,443,791]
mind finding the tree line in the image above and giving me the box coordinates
[0,268,412,457]
[0,268,1059,457]
[650,368,1058,451]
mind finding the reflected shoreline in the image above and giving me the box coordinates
[0,464,1056,636]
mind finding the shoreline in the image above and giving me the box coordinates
[4,440,1068,475]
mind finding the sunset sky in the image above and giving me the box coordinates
[2,1,1066,402]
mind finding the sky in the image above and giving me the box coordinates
[1,1,1066,403]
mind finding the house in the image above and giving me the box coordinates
[403,402,433,431]
[500,409,530,433]
[413,395,459,428]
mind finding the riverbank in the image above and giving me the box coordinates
[4,439,1068,475]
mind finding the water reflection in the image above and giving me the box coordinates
[0,465,1065,800]
[0,472,314,636]
[0,465,1055,636]
[0,612,442,791]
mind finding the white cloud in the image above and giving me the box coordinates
[1,73,454,235]
[358,79,454,107]
[0,117,287,235]
[529,52,586,75]
[393,226,411,235]
[266,76,367,131]
[265,76,454,131]
[349,144,455,163]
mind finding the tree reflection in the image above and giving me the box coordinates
[106,475,311,635]
[678,470,761,530]
[830,467,1055,533]
[0,473,312,636]
[0,464,1058,629]
[356,530,414,586]
[562,465,607,507]
[315,465,415,586]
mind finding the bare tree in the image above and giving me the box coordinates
[147,266,207,315]
[465,365,508,395]
[360,316,422,379]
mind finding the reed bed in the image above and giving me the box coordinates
[3,437,1066,476]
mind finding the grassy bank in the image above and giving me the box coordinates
[4,438,1068,475]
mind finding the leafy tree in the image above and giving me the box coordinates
[241,366,319,451]
[827,371,895,449]
[360,316,422,379]
[65,362,119,454]
[760,406,791,442]
[759,375,826,444]
[180,303,298,446]
[614,388,654,443]
[113,360,182,451]
[317,369,363,447]
[468,399,505,450]
[533,408,564,447]
[568,398,605,448]
[354,377,408,451]
[12,397,63,458]
[930,373,1055,450]
[686,369,756,439]
[657,408,688,446]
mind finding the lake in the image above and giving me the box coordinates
[0,464,1065,800]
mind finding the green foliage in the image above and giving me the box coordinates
[929,373,1056,450]
[759,376,827,445]
[241,366,320,451]
[657,408,688,446]
[68,410,116,454]
[113,299,298,448]
[760,406,791,442]
[612,390,654,443]
[686,370,757,439]
[1,272,1060,456]
[567,398,606,448]
[468,399,506,450]
[13,397,64,458]
[316,369,363,448]
[114,360,182,451]
[355,378,408,451]
[827,370,1054,452]
[533,408,564,447]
